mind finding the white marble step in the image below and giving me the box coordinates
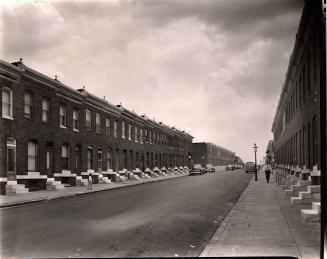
[301,206,320,221]
[307,185,320,193]
[5,183,29,195]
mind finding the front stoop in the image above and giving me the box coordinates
[285,181,307,196]
[291,185,320,205]
[46,178,65,191]
[98,174,112,184]
[5,181,29,195]
[76,176,88,186]
[301,202,321,222]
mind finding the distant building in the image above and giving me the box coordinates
[191,142,236,167]
[235,156,245,166]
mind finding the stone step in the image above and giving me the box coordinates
[299,191,312,199]
[298,180,311,187]
[307,185,320,193]
[291,185,307,192]
[301,208,320,222]
[313,202,321,213]
[290,197,302,205]
[5,183,29,195]
[285,189,294,196]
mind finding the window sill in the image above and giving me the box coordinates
[73,128,79,132]
[60,125,67,129]
[2,116,13,120]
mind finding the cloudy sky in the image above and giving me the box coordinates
[1,0,303,163]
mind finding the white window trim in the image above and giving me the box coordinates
[2,88,13,119]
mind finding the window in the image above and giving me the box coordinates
[2,88,13,118]
[312,116,318,166]
[96,113,101,133]
[59,104,67,127]
[122,121,126,138]
[28,141,38,171]
[135,127,138,142]
[42,98,50,122]
[299,75,302,107]
[140,129,143,143]
[128,124,132,140]
[98,148,102,172]
[106,149,112,169]
[307,54,311,92]
[313,38,316,80]
[85,109,91,131]
[87,147,93,169]
[302,67,306,101]
[114,121,118,137]
[105,118,111,136]
[73,109,79,130]
[295,82,298,109]
[61,144,70,170]
[24,92,33,119]
[145,129,148,143]
[7,138,16,173]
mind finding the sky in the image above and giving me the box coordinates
[0,0,304,163]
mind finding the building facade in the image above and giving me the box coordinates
[271,0,324,171]
[265,140,275,165]
[0,59,193,194]
[191,142,236,167]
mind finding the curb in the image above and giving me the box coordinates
[0,173,189,209]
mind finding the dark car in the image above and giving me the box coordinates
[205,164,215,173]
[245,162,256,173]
[189,166,205,176]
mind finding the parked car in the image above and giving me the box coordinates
[226,164,235,170]
[205,164,215,173]
[189,166,205,176]
[245,162,256,173]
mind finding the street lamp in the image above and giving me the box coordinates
[202,155,205,168]
[253,143,258,181]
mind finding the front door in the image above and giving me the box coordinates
[46,149,53,177]
[6,138,16,181]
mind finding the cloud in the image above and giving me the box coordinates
[0,0,303,162]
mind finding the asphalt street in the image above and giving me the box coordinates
[1,169,252,258]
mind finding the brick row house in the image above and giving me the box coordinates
[271,0,323,171]
[0,59,193,194]
[270,0,325,221]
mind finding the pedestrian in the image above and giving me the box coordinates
[87,173,93,189]
[264,163,272,183]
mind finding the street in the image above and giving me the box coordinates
[1,170,252,258]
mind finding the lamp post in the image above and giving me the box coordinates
[253,143,258,181]
[202,155,205,168]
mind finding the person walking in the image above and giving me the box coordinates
[264,163,272,183]
[87,173,93,189]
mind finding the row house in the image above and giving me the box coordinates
[0,59,193,194]
[271,0,323,171]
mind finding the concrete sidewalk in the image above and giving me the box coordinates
[200,171,320,259]
[0,172,188,208]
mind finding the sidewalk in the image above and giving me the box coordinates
[0,172,188,208]
[200,171,320,259]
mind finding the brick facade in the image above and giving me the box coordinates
[271,1,324,170]
[0,59,193,192]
